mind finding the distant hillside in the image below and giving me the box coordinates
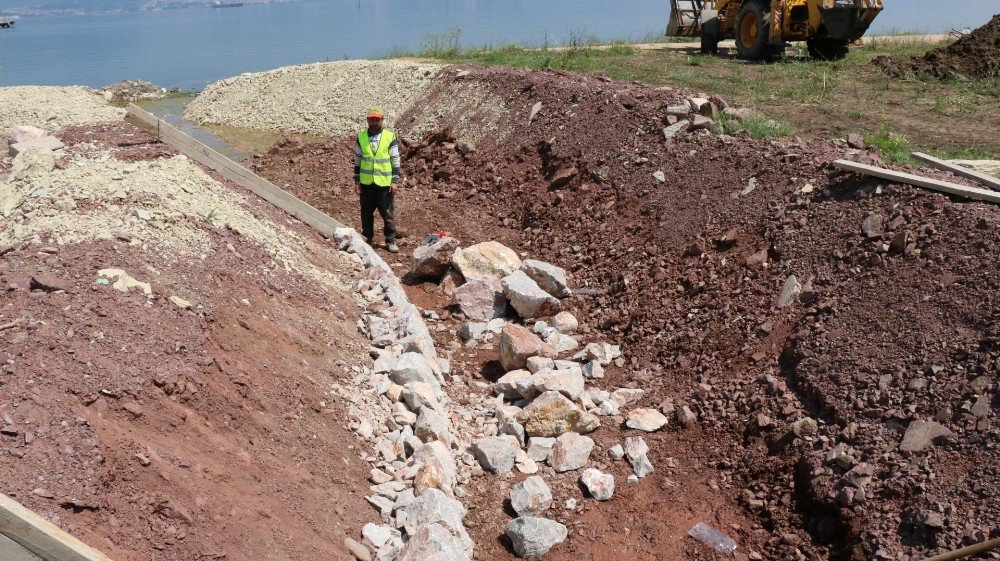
[2,0,278,15]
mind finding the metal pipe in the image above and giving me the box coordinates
[921,537,1000,561]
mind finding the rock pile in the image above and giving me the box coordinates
[332,233,667,559]
[333,227,476,560]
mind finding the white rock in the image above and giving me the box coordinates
[608,444,625,460]
[531,368,585,400]
[362,523,399,548]
[548,432,594,472]
[526,437,557,462]
[494,369,531,400]
[626,408,670,432]
[526,356,555,373]
[580,468,615,500]
[501,270,561,319]
[396,521,472,561]
[451,241,522,281]
[415,408,450,443]
[551,311,579,334]
[505,517,568,558]
[454,278,507,321]
[582,360,604,379]
[471,435,520,474]
[520,259,572,298]
[509,475,552,516]
[516,391,600,437]
[390,353,441,394]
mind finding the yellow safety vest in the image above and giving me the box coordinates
[358,129,395,187]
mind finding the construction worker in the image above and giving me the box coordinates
[354,107,400,253]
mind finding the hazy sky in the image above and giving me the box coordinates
[871,1,996,33]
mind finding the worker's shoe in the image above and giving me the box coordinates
[364,236,373,246]
[386,242,399,253]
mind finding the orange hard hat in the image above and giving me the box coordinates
[367,107,384,119]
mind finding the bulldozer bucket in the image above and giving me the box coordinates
[667,0,705,37]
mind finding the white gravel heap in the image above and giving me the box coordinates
[185,60,445,137]
[0,86,124,132]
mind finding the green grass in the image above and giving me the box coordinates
[865,131,914,164]
[388,28,1000,157]
[719,113,794,138]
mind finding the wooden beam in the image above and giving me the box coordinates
[832,159,1000,204]
[124,104,344,237]
[0,493,113,561]
[911,152,1000,191]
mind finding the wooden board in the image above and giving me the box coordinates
[911,152,1000,191]
[832,160,1000,204]
[124,104,344,237]
[0,493,113,561]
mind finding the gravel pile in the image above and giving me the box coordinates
[0,86,124,132]
[184,60,445,137]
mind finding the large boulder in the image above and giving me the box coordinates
[400,488,470,549]
[412,442,458,495]
[8,135,63,158]
[509,475,552,517]
[471,435,519,474]
[505,517,567,558]
[411,235,461,280]
[501,270,561,319]
[531,368,585,400]
[397,521,472,561]
[499,324,557,371]
[451,241,522,281]
[7,125,46,146]
[494,369,532,400]
[454,278,506,321]
[9,145,56,182]
[521,259,572,298]
[548,432,594,472]
[389,353,441,394]
[516,391,599,437]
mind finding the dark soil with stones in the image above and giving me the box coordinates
[250,65,1000,561]
[874,14,1000,79]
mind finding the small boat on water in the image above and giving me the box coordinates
[0,18,15,29]
[212,1,244,7]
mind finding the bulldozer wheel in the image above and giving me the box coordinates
[807,38,850,60]
[701,17,720,55]
[735,0,774,61]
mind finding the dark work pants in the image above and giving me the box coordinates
[359,184,396,243]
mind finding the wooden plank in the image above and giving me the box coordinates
[832,159,1000,204]
[911,152,1000,191]
[0,493,113,561]
[124,104,343,236]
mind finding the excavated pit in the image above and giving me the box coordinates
[246,64,1000,560]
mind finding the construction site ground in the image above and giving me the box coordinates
[2,25,999,561]
[243,60,998,560]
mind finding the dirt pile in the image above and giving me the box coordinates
[1,120,388,560]
[0,86,125,133]
[875,14,1000,79]
[251,65,1000,561]
[96,79,166,103]
[184,60,445,137]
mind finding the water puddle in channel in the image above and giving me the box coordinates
[134,94,325,161]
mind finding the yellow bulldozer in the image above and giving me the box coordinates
[667,0,883,60]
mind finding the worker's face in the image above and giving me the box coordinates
[367,117,382,130]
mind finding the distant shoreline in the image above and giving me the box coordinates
[1,1,272,18]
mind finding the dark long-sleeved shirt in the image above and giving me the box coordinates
[354,128,400,184]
